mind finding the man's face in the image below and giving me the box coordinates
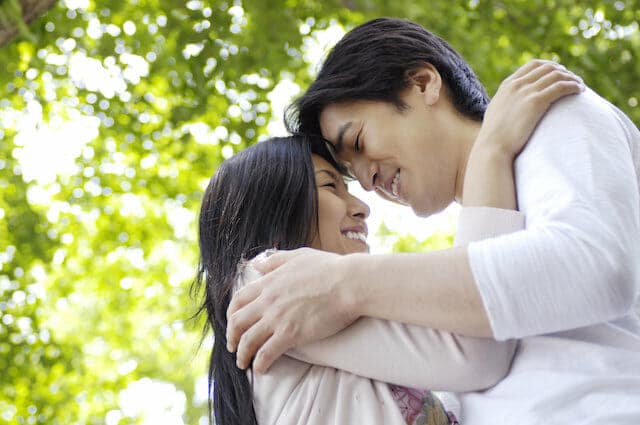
[318,85,461,217]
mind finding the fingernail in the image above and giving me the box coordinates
[253,248,277,265]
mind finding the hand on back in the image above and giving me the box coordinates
[477,59,584,158]
[226,248,357,374]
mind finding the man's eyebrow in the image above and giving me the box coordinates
[333,121,352,154]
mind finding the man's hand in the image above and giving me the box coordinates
[226,248,359,373]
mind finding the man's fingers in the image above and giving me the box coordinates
[227,280,261,321]
[226,297,264,353]
[235,319,273,370]
[252,332,292,374]
[251,248,310,274]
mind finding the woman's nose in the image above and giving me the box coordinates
[348,193,370,220]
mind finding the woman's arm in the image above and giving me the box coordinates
[462,60,582,210]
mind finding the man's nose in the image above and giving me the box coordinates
[352,159,378,192]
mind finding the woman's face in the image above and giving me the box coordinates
[309,154,370,254]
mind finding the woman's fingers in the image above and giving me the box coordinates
[512,63,580,92]
[522,61,565,83]
[530,68,582,92]
[510,60,557,85]
[526,68,585,108]
[235,319,274,369]
[507,60,583,95]
[505,59,553,82]
[536,80,585,106]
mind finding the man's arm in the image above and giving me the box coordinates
[288,207,523,391]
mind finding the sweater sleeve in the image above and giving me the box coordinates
[468,90,640,340]
[287,207,524,391]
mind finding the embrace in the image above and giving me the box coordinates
[194,18,640,425]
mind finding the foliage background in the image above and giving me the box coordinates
[0,0,638,423]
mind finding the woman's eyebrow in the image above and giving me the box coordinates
[314,169,339,180]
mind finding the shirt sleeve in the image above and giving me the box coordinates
[288,207,525,391]
[468,90,640,340]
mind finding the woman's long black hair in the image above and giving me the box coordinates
[193,135,344,424]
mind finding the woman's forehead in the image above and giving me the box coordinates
[312,154,337,174]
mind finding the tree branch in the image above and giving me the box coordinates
[0,0,58,47]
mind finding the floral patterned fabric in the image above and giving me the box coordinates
[389,385,459,425]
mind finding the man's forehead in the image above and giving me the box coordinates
[319,102,358,137]
[322,138,342,163]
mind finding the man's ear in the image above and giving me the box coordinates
[406,63,442,106]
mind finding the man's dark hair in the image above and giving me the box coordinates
[285,17,490,135]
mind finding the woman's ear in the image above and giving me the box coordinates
[406,63,442,106]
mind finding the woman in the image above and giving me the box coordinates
[195,65,574,424]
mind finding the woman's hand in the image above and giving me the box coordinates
[477,59,584,158]
[463,60,584,209]
[226,248,359,373]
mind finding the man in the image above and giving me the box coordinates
[227,18,640,423]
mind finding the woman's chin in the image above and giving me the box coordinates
[346,241,370,254]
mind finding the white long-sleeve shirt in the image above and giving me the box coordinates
[238,209,525,425]
[458,89,640,424]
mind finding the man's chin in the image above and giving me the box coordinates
[410,200,440,218]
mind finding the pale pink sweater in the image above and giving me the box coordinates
[235,208,524,425]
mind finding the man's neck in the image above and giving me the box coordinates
[453,117,482,204]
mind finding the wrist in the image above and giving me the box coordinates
[336,253,368,320]
[467,143,516,170]
[463,140,518,209]
[473,130,519,162]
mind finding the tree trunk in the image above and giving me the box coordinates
[0,0,58,46]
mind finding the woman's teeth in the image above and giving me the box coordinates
[344,231,367,243]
